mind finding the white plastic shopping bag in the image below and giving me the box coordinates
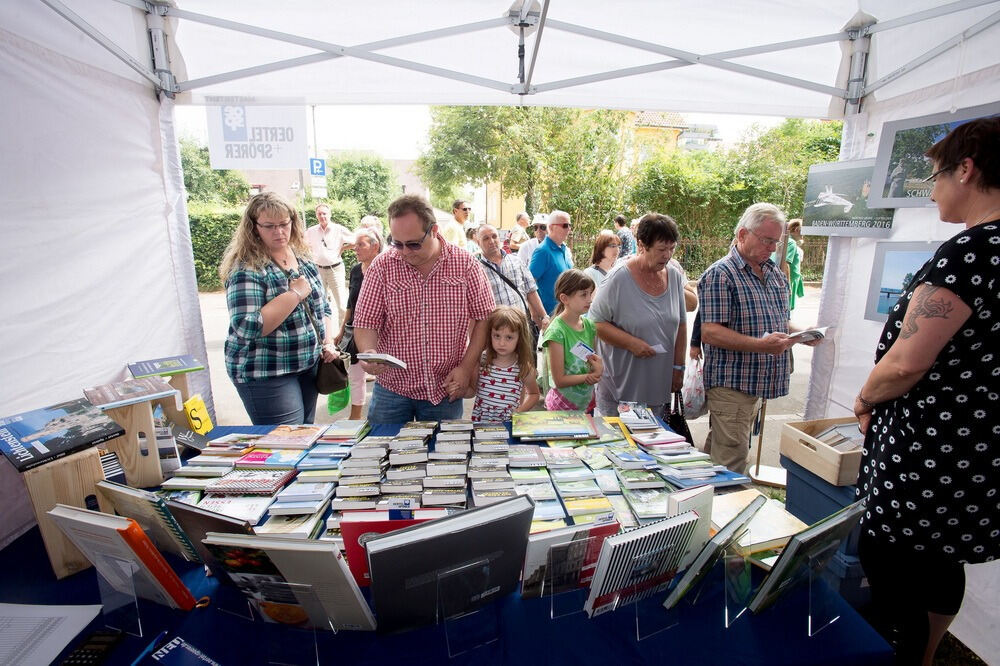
[681,359,707,418]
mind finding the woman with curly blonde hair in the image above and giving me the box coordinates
[220,192,337,424]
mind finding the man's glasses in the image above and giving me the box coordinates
[256,220,292,233]
[550,222,572,229]
[922,164,955,183]
[750,229,780,246]
[388,226,431,251]
[461,207,472,212]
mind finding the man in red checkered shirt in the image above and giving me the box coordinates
[354,194,496,423]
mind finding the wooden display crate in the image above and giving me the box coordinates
[23,447,110,579]
[779,417,862,486]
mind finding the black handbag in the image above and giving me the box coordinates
[315,355,349,394]
[665,391,694,443]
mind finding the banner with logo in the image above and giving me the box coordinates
[206,102,308,170]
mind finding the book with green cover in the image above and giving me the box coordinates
[511,411,597,440]
[127,354,205,378]
[96,480,200,562]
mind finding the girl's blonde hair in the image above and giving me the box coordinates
[219,192,311,281]
[552,269,596,316]
[483,305,535,383]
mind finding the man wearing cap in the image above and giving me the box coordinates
[305,203,355,327]
[529,210,574,314]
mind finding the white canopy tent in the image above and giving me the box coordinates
[1,1,998,658]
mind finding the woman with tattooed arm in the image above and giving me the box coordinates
[853,118,1000,665]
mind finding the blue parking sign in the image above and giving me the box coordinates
[309,158,326,176]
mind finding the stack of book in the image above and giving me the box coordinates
[336,440,388,510]
[616,402,660,432]
[235,448,306,470]
[511,411,597,441]
[320,419,371,443]
[251,424,327,450]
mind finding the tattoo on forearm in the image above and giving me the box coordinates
[900,286,953,339]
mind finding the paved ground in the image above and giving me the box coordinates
[201,285,823,470]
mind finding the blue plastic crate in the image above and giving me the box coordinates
[781,454,860,558]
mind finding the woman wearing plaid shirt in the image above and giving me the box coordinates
[219,192,338,424]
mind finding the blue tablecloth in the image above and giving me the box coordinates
[0,424,892,665]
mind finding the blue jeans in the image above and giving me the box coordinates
[234,365,319,425]
[368,383,463,424]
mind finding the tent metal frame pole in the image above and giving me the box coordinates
[862,8,1000,96]
[863,0,1000,35]
[844,31,871,115]
[532,32,849,95]
[145,8,176,96]
[176,18,507,93]
[37,0,161,89]
[163,7,515,93]
[521,0,550,94]
[544,19,848,98]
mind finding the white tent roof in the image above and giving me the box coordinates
[19,1,1000,118]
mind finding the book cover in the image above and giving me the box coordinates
[197,494,274,525]
[0,398,125,472]
[164,498,253,585]
[366,495,534,633]
[202,533,376,631]
[584,511,698,617]
[235,449,306,469]
[82,377,178,410]
[748,501,865,613]
[711,491,808,553]
[521,519,621,598]
[356,352,407,370]
[533,499,568,520]
[667,485,713,569]
[663,494,767,610]
[541,447,584,468]
[511,411,596,440]
[96,480,200,562]
[339,513,438,586]
[127,354,205,378]
[254,507,327,538]
[206,469,297,495]
[47,504,196,610]
[147,635,221,665]
[622,487,672,519]
[253,425,327,450]
[563,495,614,516]
[659,467,751,489]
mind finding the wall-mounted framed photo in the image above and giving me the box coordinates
[868,101,1000,209]
[801,159,894,237]
[864,241,943,323]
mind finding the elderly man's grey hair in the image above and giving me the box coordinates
[734,203,786,236]
[355,226,384,252]
[548,210,570,225]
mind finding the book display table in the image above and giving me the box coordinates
[0,425,893,665]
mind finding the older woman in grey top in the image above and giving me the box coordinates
[588,213,687,417]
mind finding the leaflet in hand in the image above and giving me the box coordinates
[357,353,408,370]
[569,341,596,362]
[787,327,828,343]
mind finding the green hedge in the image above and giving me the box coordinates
[188,203,242,291]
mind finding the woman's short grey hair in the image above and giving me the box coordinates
[355,227,384,252]
[734,203,786,236]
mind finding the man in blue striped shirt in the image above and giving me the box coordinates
[698,203,820,472]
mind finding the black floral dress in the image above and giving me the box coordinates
[857,222,1000,565]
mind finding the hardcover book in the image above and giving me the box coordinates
[659,466,751,489]
[197,494,274,525]
[164,498,254,585]
[666,485,714,569]
[711,490,808,554]
[206,469,297,495]
[127,354,205,378]
[254,507,327,538]
[748,501,865,613]
[235,449,306,470]
[663,494,767,610]
[366,495,534,633]
[622,487,671,520]
[521,519,621,598]
[338,512,443,586]
[48,504,196,610]
[584,511,698,617]
[82,377,179,410]
[202,533,376,631]
[563,495,614,516]
[96,480,200,561]
[0,398,125,472]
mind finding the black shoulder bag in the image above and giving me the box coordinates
[478,258,540,349]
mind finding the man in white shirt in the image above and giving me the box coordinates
[517,220,547,266]
[438,200,468,249]
[305,203,355,327]
[508,212,531,252]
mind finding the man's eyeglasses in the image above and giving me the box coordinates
[460,207,472,212]
[256,220,292,233]
[388,226,431,251]
[550,222,572,229]
[922,164,955,183]
[750,229,780,247]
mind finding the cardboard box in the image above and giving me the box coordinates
[779,417,862,486]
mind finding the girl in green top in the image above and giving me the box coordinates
[541,269,604,412]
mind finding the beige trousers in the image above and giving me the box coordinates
[704,386,760,473]
[318,262,347,329]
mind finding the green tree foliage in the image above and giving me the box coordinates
[324,153,397,217]
[179,138,250,205]
[186,202,242,290]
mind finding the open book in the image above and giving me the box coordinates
[787,327,828,343]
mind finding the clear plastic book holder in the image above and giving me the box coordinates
[95,555,144,637]
[723,536,754,629]
[217,580,327,665]
[544,533,601,619]
[436,558,501,658]
[805,541,842,637]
